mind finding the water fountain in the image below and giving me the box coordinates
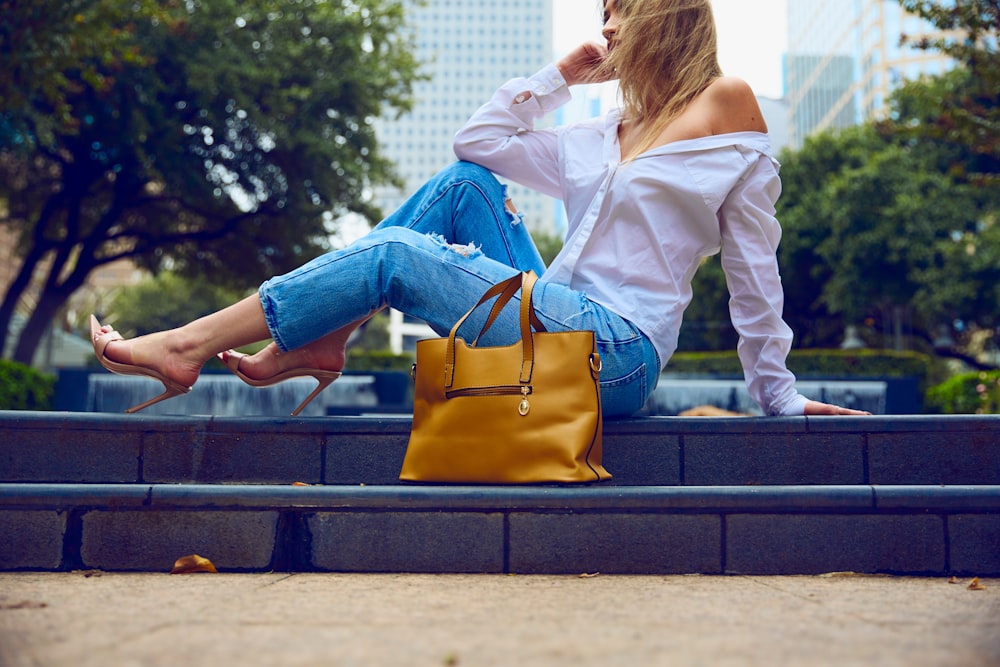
[642,377,888,415]
[85,373,382,417]
[77,372,891,417]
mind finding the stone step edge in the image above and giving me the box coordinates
[4,411,1000,434]
[2,483,999,513]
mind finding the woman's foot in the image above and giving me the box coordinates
[218,340,346,416]
[219,340,345,382]
[94,322,206,391]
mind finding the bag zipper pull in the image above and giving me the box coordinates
[518,386,530,416]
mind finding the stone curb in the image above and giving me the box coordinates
[2,483,998,575]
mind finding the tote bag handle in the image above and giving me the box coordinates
[443,271,544,389]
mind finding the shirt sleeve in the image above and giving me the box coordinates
[718,152,809,416]
[452,64,570,199]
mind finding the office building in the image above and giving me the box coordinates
[373,1,555,231]
[371,1,555,353]
[785,0,954,148]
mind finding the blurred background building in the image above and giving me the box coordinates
[785,0,955,148]
[371,0,557,351]
[1,0,963,364]
[372,0,555,232]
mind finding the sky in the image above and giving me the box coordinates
[552,0,789,99]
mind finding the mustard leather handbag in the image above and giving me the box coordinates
[400,271,610,484]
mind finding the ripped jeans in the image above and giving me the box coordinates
[258,161,660,417]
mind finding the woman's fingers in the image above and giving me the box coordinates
[557,42,611,85]
[804,400,872,416]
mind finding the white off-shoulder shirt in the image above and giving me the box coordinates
[453,64,808,416]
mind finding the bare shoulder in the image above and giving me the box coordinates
[702,76,768,134]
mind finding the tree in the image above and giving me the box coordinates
[530,231,564,267]
[0,0,170,145]
[0,0,423,364]
[678,256,738,352]
[890,0,999,179]
[776,123,1000,364]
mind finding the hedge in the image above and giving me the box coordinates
[925,370,1000,414]
[668,349,941,394]
[0,360,55,410]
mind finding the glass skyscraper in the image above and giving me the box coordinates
[373,1,554,231]
[372,1,555,352]
[785,0,954,148]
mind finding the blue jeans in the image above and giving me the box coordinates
[258,161,660,417]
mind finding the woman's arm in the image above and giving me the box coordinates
[709,77,867,416]
[452,65,570,198]
[718,155,806,416]
[453,42,615,198]
[719,155,869,417]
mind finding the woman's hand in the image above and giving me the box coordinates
[557,42,613,86]
[804,400,872,416]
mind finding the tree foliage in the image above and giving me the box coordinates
[888,0,999,179]
[684,1,1000,360]
[775,122,1000,363]
[0,0,423,364]
[0,0,169,145]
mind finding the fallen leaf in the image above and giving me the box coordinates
[170,554,218,574]
[968,577,986,591]
[0,600,47,610]
[579,572,600,579]
[71,569,103,578]
[948,576,960,584]
[292,482,312,486]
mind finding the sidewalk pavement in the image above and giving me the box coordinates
[0,572,997,667]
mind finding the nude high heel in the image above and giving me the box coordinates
[89,315,192,414]
[217,350,342,416]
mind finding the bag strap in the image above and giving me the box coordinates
[473,271,546,345]
[444,272,545,389]
[515,271,535,383]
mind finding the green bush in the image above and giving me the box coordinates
[668,349,947,414]
[669,349,938,385]
[0,360,55,410]
[347,349,415,373]
[786,349,940,391]
[925,370,1000,414]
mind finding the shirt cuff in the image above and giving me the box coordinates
[529,63,568,95]
[771,393,809,416]
[510,64,571,113]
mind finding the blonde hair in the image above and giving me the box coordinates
[600,0,723,160]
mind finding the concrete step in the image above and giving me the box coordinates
[1,482,998,575]
[2,411,998,486]
[3,411,997,575]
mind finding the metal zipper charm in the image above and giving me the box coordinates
[518,386,530,416]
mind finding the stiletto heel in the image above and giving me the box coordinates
[89,315,192,413]
[217,350,342,416]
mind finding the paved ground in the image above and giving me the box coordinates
[0,572,997,667]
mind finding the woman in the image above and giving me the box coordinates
[92,0,869,417]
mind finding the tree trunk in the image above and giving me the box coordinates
[0,190,66,357]
[0,244,47,359]
[12,285,73,366]
[11,246,96,365]
[7,163,111,364]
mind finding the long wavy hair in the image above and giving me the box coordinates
[599,0,723,160]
